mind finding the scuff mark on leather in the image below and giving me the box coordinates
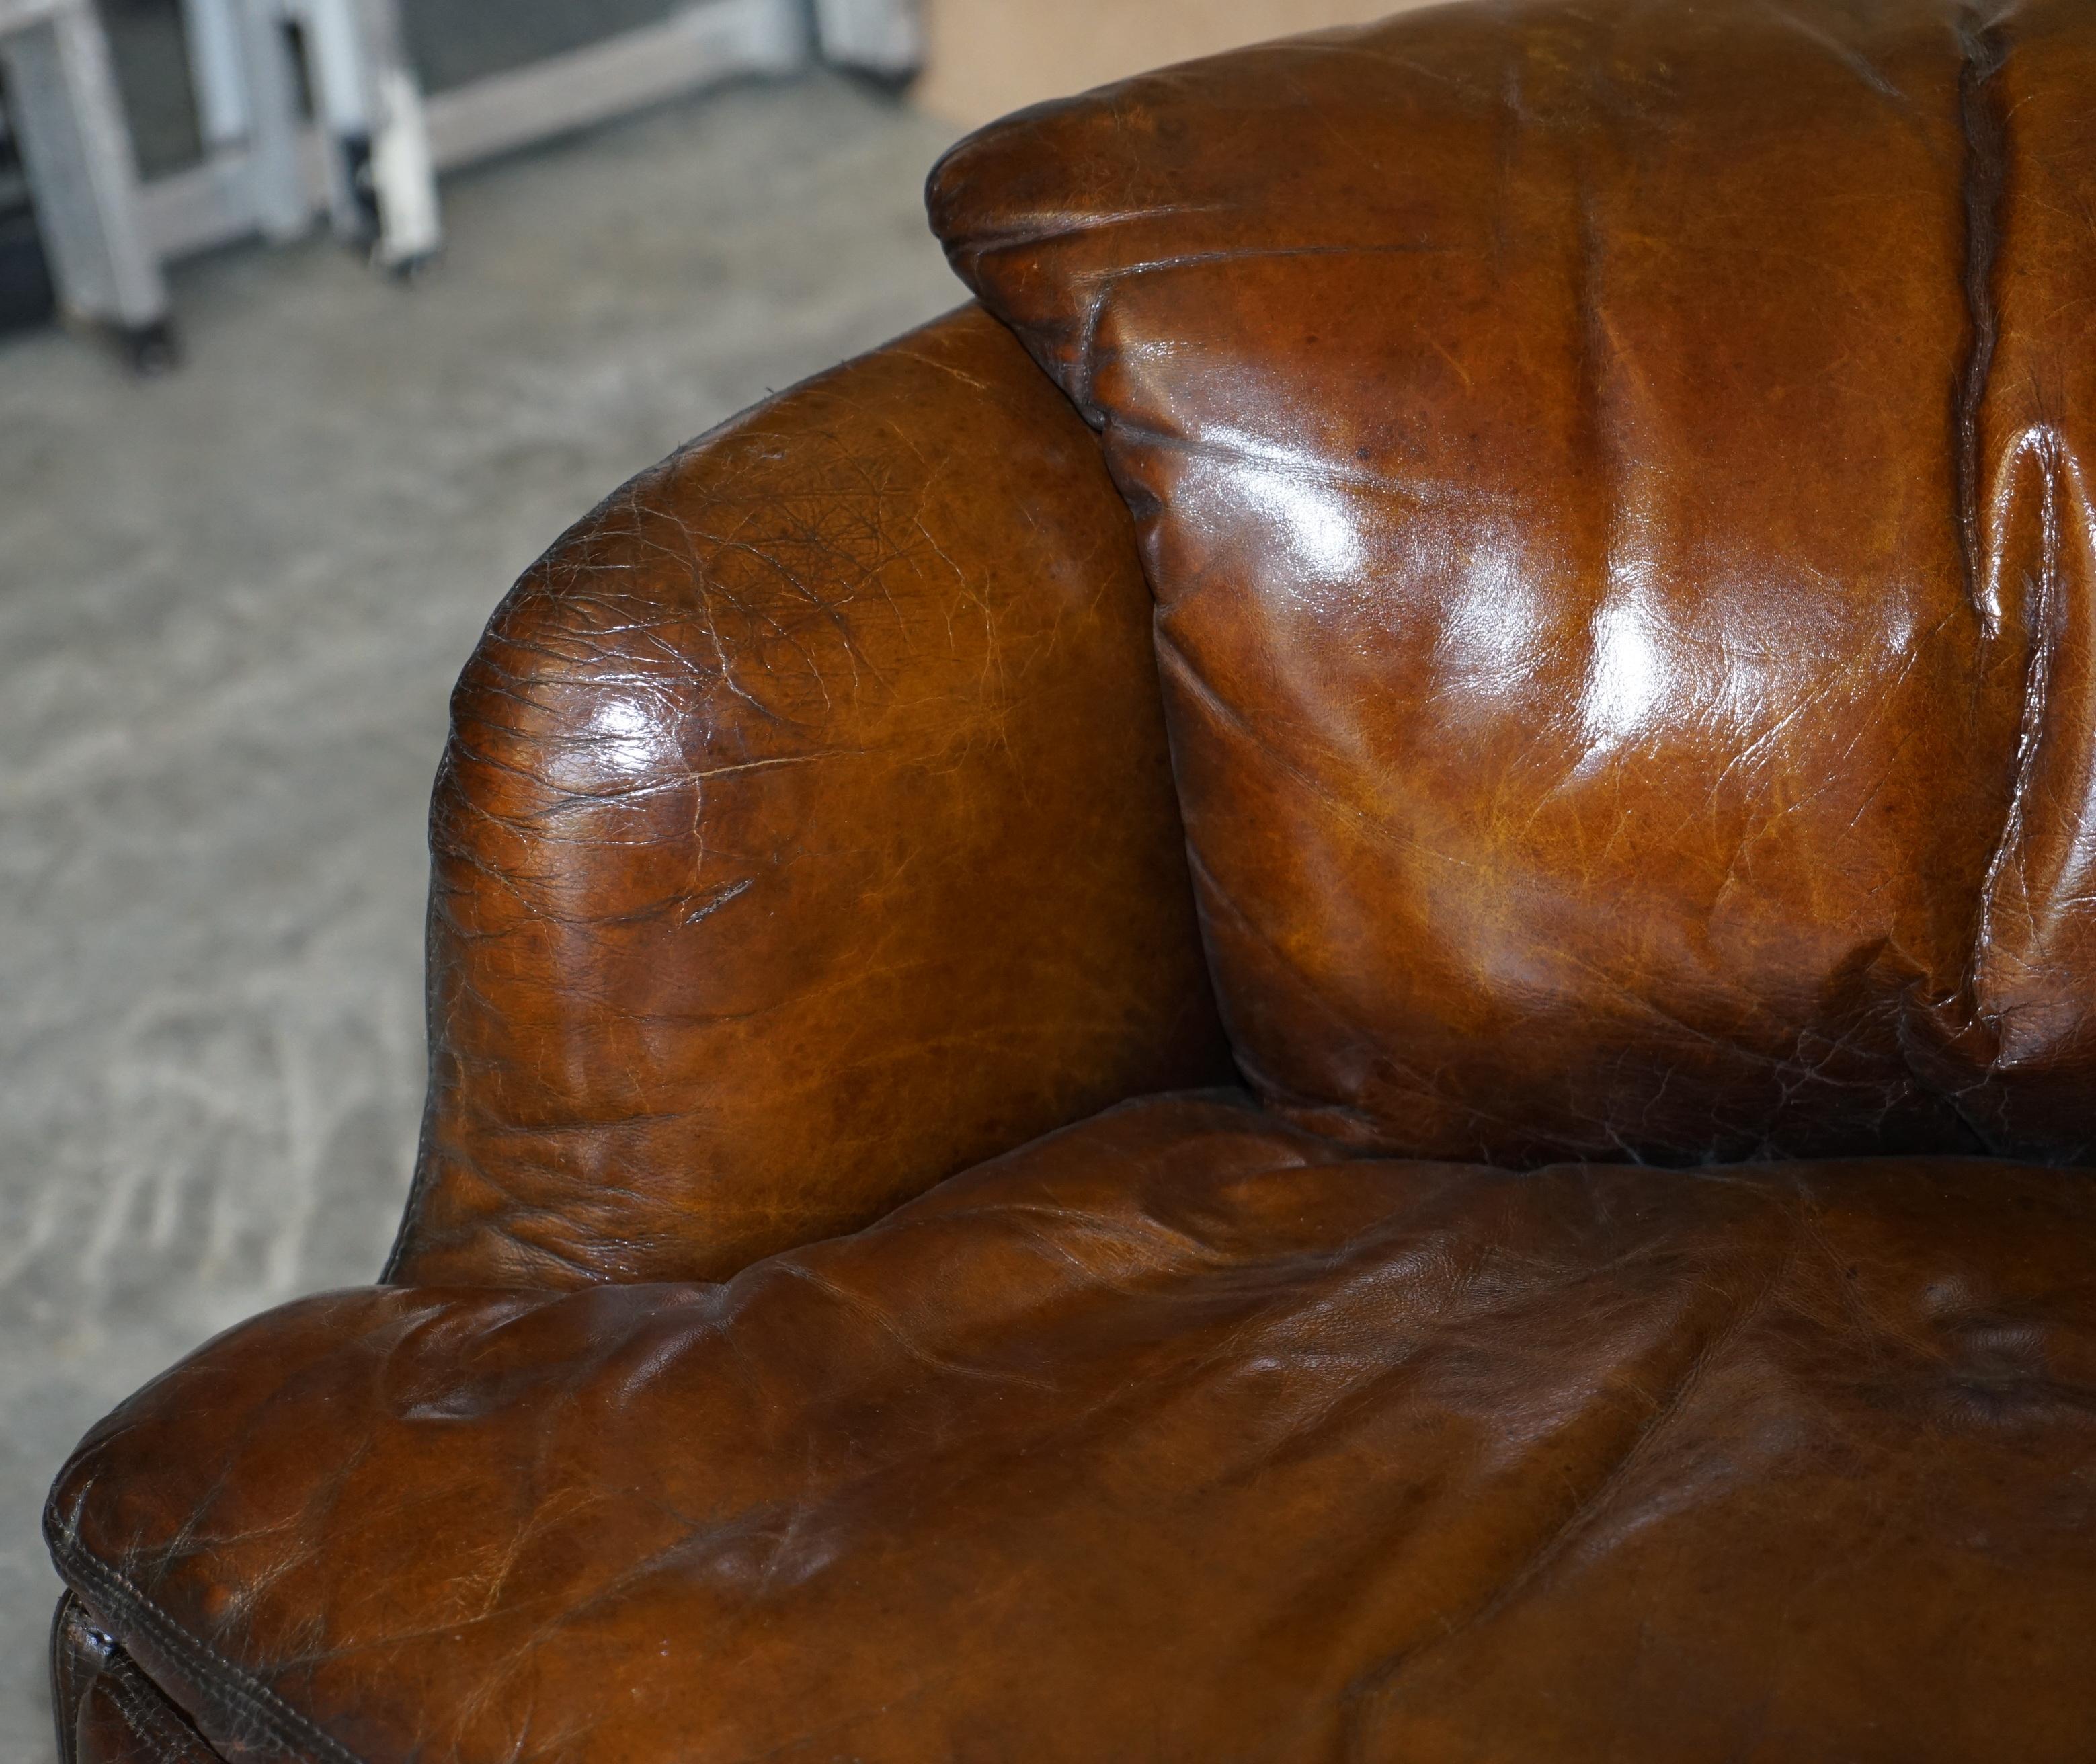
[683,876,754,926]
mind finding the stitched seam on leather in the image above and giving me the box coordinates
[106,1656,227,1764]
[50,1531,364,1764]
[107,1693,192,1764]
[57,1539,354,1764]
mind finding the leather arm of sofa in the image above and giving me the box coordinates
[382,303,1234,1289]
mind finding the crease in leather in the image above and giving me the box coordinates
[1952,5,2009,631]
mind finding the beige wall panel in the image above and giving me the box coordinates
[916,0,1447,127]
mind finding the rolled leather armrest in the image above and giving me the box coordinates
[384,303,1234,1288]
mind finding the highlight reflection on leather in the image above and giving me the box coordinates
[933,0,2096,1168]
[41,2,2096,1761]
[387,305,1232,1291]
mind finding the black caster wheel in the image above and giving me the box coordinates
[116,317,179,376]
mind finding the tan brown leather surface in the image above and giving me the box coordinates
[43,5,2096,1757]
[48,1094,2096,1763]
[930,0,2096,1168]
[387,303,1232,1289]
[52,1596,225,1764]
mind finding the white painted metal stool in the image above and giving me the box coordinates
[2,0,922,366]
[0,0,171,364]
[814,0,924,84]
[177,0,441,271]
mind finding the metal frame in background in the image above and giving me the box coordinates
[175,0,439,268]
[0,0,170,363]
[813,0,922,84]
[141,0,924,266]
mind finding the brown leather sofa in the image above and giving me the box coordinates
[43,1,2096,1758]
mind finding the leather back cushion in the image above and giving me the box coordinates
[929,0,2096,1166]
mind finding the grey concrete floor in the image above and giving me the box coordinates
[0,72,962,1759]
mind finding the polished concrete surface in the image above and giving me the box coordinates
[0,72,961,1756]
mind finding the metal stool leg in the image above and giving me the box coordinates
[811,0,922,85]
[288,0,438,266]
[229,0,309,240]
[0,1,171,363]
[355,0,437,270]
[178,0,249,158]
[295,0,374,240]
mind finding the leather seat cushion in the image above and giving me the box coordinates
[47,1094,2096,1763]
[928,0,2096,1167]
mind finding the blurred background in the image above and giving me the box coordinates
[0,0,1420,1753]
